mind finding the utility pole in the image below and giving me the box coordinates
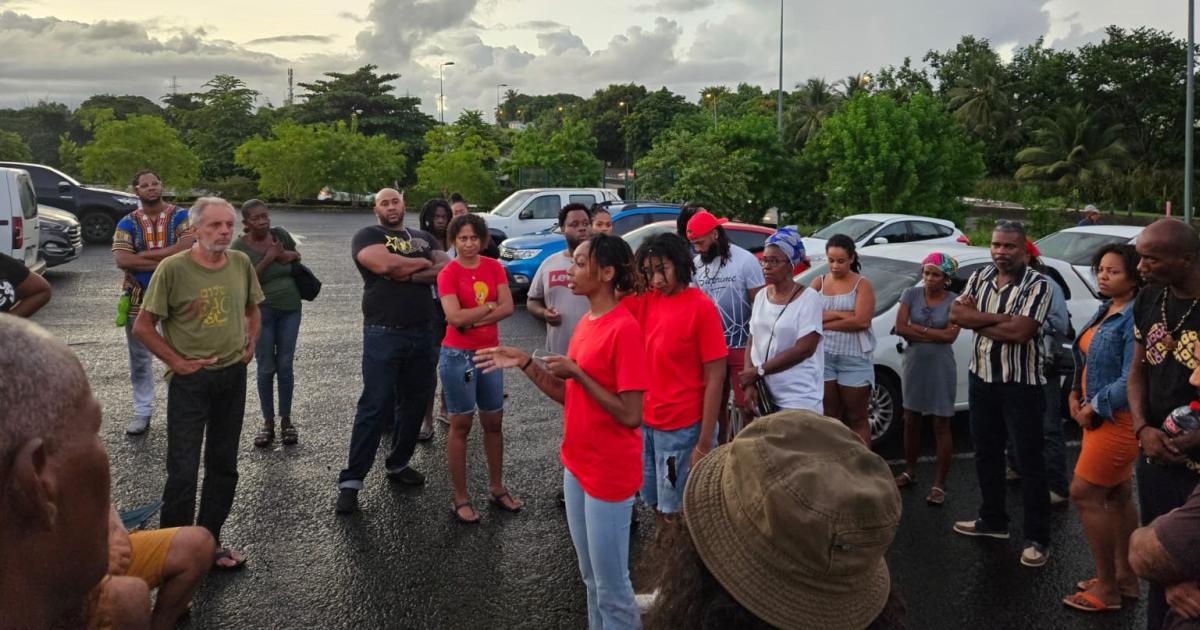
[777,0,784,141]
[287,68,294,107]
[439,61,455,124]
[170,76,179,96]
[1187,0,1195,224]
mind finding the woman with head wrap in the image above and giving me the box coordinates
[738,227,826,420]
[893,252,961,505]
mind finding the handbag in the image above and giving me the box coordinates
[291,262,322,301]
[754,285,803,417]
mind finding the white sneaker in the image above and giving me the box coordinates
[126,415,151,435]
[1049,490,1069,506]
[1020,542,1049,567]
[635,590,659,612]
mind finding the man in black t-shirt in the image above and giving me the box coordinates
[336,188,448,514]
[0,252,51,317]
[1130,219,1200,630]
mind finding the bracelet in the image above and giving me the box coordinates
[519,357,532,371]
[1135,425,1155,441]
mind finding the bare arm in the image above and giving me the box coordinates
[241,302,261,363]
[950,301,1009,330]
[575,377,643,428]
[355,244,433,280]
[8,271,51,318]
[132,310,214,374]
[1130,525,1189,585]
[763,332,820,374]
[896,302,959,343]
[697,359,724,450]
[470,283,515,327]
[1129,342,1149,432]
[114,250,162,273]
[527,296,549,321]
[410,250,449,284]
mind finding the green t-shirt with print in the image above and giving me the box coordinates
[141,249,265,370]
[231,227,301,312]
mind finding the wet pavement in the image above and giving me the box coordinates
[32,209,1146,629]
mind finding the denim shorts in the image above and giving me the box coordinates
[438,347,504,415]
[823,352,875,388]
[642,423,702,514]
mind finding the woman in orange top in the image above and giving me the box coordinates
[1063,244,1142,613]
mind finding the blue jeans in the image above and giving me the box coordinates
[438,347,504,415]
[255,306,302,419]
[338,326,435,490]
[641,423,701,514]
[563,468,640,630]
[125,320,156,417]
[1006,375,1070,496]
[968,374,1050,545]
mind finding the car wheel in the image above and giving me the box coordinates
[869,370,902,446]
[80,210,116,244]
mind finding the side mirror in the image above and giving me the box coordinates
[518,208,533,220]
[872,237,889,245]
[57,181,71,193]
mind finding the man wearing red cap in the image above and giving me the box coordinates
[686,208,764,443]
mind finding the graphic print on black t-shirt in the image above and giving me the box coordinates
[351,225,440,329]
[0,252,30,313]
[1134,285,1200,431]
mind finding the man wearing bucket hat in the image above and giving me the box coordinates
[643,410,904,629]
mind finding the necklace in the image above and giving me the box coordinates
[1159,289,1200,352]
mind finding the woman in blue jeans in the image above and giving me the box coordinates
[476,234,648,629]
[232,200,303,447]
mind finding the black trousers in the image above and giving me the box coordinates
[160,362,247,544]
[1135,457,1200,630]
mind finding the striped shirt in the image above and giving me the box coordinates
[962,265,1052,385]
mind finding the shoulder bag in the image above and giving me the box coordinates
[754,285,803,417]
[273,227,321,301]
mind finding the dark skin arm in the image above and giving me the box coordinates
[895,301,961,344]
[739,331,821,413]
[441,283,515,329]
[355,244,433,281]
[408,250,449,284]
[527,297,562,325]
[7,271,51,317]
[113,232,197,272]
[1127,342,1186,463]
[691,359,725,466]
[1129,525,1190,584]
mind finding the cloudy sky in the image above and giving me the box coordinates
[0,0,1189,118]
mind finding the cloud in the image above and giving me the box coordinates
[244,34,334,46]
[535,29,588,55]
[337,11,365,22]
[354,0,481,64]
[516,20,566,31]
[633,0,715,11]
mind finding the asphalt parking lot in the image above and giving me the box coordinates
[30,209,1145,629]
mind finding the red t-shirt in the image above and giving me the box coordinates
[561,305,649,502]
[622,288,728,431]
[437,257,506,350]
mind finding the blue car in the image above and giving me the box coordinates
[499,203,682,294]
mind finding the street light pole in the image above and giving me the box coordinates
[619,101,631,197]
[495,83,508,126]
[1187,0,1195,224]
[777,0,784,141]
[439,61,455,124]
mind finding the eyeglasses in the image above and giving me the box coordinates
[760,257,789,267]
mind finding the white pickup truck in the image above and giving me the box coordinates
[0,166,43,273]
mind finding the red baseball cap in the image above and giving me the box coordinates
[686,210,729,240]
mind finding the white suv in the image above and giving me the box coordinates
[486,188,622,242]
[0,167,43,273]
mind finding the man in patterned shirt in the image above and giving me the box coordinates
[112,170,193,435]
[949,220,1054,568]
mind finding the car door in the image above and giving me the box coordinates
[610,212,648,236]
[867,222,909,246]
[909,220,949,244]
[24,166,76,212]
[515,193,562,236]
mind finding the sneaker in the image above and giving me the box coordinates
[335,488,359,514]
[635,590,659,612]
[1020,541,1050,567]
[1006,467,1021,483]
[386,465,426,486]
[952,519,1010,540]
[125,415,151,435]
[1049,490,1069,506]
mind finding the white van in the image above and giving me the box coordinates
[486,188,622,241]
[0,167,42,273]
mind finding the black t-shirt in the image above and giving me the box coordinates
[351,225,440,328]
[1133,285,1200,429]
[0,252,30,313]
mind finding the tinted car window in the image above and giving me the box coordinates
[871,222,908,245]
[23,166,59,191]
[812,218,881,241]
[17,174,37,220]
[649,212,679,225]
[611,213,646,236]
[1035,231,1132,266]
[727,229,768,254]
[528,195,561,219]
[569,194,596,207]
[795,255,922,316]
[909,221,945,240]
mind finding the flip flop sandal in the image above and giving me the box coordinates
[452,501,481,524]
[253,427,274,448]
[280,425,298,446]
[490,492,523,513]
[894,472,916,488]
[1063,591,1120,612]
[213,548,247,571]
[926,487,946,505]
[1076,578,1140,599]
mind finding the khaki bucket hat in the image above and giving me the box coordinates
[683,410,903,630]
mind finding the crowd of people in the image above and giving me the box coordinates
[4,176,1200,629]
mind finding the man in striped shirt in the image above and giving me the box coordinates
[949,220,1054,568]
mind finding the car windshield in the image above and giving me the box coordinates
[795,256,922,316]
[812,218,881,241]
[490,190,536,217]
[622,222,673,254]
[1035,231,1132,266]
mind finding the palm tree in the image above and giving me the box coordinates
[837,73,872,99]
[946,65,1011,137]
[786,78,840,147]
[1015,103,1129,200]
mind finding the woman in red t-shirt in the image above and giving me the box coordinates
[437,213,516,523]
[625,232,727,544]
[475,234,648,628]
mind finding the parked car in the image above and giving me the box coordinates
[795,243,1099,445]
[37,205,83,268]
[500,203,681,294]
[487,188,622,241]
[1035,225,1142,294]
[622,220,776,260]
[0,161,140,244]
[0,166,43,273]
[802,213,969,263]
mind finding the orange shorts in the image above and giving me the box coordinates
[1074,411,1139,488]
[85,528,179,629]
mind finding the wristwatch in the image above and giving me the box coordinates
[486,303,496,311]
[756,365,765,377]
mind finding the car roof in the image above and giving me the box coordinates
[611,205,679,216]
[643,219,771,233]
[842,213,955,225]
[1047,225,1143,238]
[853,242,991,264]
[518,188,613,193]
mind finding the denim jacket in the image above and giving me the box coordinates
[1070,300,1135,420]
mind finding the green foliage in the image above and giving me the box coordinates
[1015,103,1129,201]
[0,101,72,166]
[624,88,697,157]
[57,133,81,177]
[507,118,604,188]
[80,115,200,190]
[785,78,841,149]
[178,75,264,180]
[411,122,501,205]
[575,84,648,164]
[0,131,32,161]
[803,93,984,221]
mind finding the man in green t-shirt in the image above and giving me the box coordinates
[133,197,263,571]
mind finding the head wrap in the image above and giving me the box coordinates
[921,252,959,279]
[1025,239,1041,259]
[766,226,806,266]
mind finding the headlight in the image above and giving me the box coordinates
[38,220,66,232]
[114,196,139,206]
[501,247,541,260]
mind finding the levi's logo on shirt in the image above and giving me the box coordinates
[548,270,570,289]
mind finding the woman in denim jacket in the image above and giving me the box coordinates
[1063,244,1142,613]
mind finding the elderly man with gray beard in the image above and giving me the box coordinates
[134,196,264,571]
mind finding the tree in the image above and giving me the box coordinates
[580,84,648,164]
[79,115,200,189]
[235,122,323,201]
[180,75,263,180]
[872,57,932,103]
[1015,103,1129,201]
[804,93,984,220]
[0,101,73,166]
[0,131,32,161]
[508,118,605,187]
[837,73,873,99]
[411,122,501,204]
[785,78,841,149]
[623,88,696,157]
